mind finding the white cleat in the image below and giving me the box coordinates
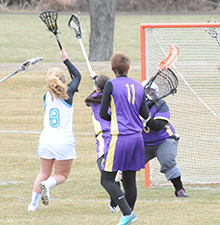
[109,204,120,213]
[28,203,39,212]
[39,182,50,206]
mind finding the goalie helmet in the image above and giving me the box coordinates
[141,80,159,100]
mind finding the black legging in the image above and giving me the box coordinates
[97,158,120,207]
[100,170,137,216]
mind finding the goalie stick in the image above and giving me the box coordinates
[39,10,62,50]
[0,57,43,83]
[143,44,179,101]
[68,14,94,75]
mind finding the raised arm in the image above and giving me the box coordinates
[60,48,82,105]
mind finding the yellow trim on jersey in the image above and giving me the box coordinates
[97,133,104,158]
[91,112,102,135]
[104,135,118,171]
[91,112,104,158]
[110,96,119,135]
[165,124,174,136]
[154,101,160,106]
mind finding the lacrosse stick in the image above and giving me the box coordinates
[0,57,43,83]
[68,14,93,75]
[158,44,179,72]
[143,44,179,101]
[143,68,178,101]
[204,19,220,47]
[39,10,62,50]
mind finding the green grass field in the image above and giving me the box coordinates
[0,13,220,225]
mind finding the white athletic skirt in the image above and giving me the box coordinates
[37,129,77,160]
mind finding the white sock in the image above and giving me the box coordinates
[45,177,57,189]
[31,192,41,206]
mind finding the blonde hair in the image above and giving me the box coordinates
[47,67,69,101]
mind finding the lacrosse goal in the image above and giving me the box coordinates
[141,23,220,187]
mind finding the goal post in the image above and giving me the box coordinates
[141,22,220,187]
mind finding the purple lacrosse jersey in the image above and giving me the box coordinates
[90,92,111,160]
[101,77,145,172]
[142,99,175,146]
[109,77,144,135]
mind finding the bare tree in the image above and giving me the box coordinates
[87,0,116,61]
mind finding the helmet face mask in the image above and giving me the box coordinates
[141,80,159,100]
[147,87,158,100]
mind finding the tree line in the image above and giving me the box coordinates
[1,0,220,62]
[1,0,220,13]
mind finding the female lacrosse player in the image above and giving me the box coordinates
[141,80,188,198]
[99,53,150,225]
[85,74,121,213]
[28,48,81,211]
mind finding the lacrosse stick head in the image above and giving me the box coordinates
[204,18,218,38]
[68,14,82,39]
[143,68,178,101]
[20,57,43,71]
[39,10,59,35]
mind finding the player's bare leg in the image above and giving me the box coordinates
[28,158,54,211]
[40,159,73,205]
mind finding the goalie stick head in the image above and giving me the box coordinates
[68,14,82,39]
[39,10,59,35]
[143,68,178,101]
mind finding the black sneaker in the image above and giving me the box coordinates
[175,189,189,198]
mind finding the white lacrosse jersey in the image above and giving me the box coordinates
[43,92,73,131]
[37,92,76,160]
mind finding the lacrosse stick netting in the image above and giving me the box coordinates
[39,10,62,50]
[204,18,220,47]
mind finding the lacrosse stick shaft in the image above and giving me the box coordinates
[56,35,62,50]
[0,57,42,84]
[215,38,220,47]
[0,70,19,83]
[78,39,93,74]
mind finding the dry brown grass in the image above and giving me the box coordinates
[1,65,220,225]
[0,13,220,225]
